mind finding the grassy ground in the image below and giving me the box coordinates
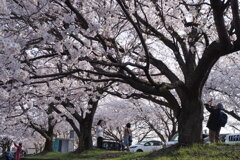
[144,143,240,160]
[26,150,147,160]
[26,143,240,160]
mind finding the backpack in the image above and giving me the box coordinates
[219,112,228,127]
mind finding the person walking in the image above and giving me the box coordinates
[205,99,224,143]
[96,120,104,149]
[14,142,22,160]
[123,123,132,151]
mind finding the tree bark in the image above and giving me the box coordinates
[42,138,53,152]
[74,98,98,152]
[75,121,94,152]
[178,98,204,145]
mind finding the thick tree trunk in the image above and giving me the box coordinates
[43,138,53,152]
[75,99,98,152]
[75,121,93,152]
[59,98,98,152]
[178,98,204,145]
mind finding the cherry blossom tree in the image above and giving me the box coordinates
[0,79,62,152]
[56,0,240,145]
[43,78,109,152]
[20,105,59,152]
[51,97,100,152]
[1,0,240,146]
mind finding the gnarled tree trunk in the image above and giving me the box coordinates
[54,98,99,152]
[75,120,94,152]
[43,138,53,152]
[178,98,204,145]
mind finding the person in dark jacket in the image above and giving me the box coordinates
[205,99,224,143]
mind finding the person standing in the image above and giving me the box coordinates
[205,99,224,143]
[96,120,104,149]
[123,123,132,151]
[14,142,22,160]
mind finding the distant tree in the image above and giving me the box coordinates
[95,98,177,144]
[133,101,178,143]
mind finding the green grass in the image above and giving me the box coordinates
[142,143,240,160]
[26,144,240,160]
[26,149,147,160]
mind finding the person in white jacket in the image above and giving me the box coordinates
[96,120,104,148]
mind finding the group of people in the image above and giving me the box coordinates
[96,120,132,151]
[3,142,22,160]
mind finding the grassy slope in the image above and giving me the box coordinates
[144,143,240,160]
[26,144,240,160]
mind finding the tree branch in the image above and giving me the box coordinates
[231,0,240,47]
[65,0,88,29]
[210,0,231,50]
[116,0,156,86]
